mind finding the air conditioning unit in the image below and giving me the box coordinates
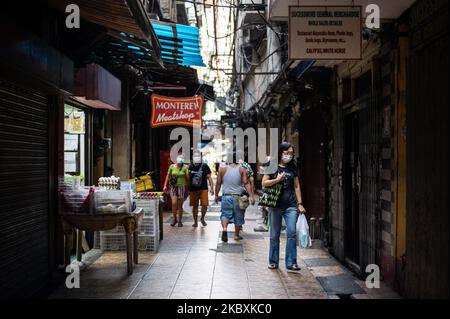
[249,28,265,43]
[239,0,265,8]
[242,28,250,43]
[241,44,253,63]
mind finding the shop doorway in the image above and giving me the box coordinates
[343,91,379,275]
[298,107,327,221]
[64,103,90,185]
[344,111,360,266]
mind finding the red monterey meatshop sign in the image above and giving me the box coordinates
[151,94,203,128]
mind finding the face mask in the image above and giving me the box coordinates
[176,157,184,164]
[281,154,293,163]
[193,156,201,164]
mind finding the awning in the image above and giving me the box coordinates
[73,64,122,111]
[47,0,163,66]
[152,21,205,67]
[108,21,205,67]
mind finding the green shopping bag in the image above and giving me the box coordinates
[258,182,282,208]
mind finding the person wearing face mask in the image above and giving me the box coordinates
[262,142,306,272]
[189,151,214,227]
[163,154,190,227]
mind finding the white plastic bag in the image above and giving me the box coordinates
[296,213,312,248]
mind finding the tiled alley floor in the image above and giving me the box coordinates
[50,198,401,299]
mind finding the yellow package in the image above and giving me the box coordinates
[135,179,153,192]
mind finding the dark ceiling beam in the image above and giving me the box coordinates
[72,30,108,59]
[125,0,164,67]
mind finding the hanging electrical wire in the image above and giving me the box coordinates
[178,0,239,8]
[217,0,235,86]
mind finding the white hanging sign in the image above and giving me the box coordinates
[289,6,362,60]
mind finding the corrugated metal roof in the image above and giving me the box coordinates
[152,22,205,67]
[109,21,205,67]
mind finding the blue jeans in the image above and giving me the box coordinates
[269,207,299,268]
[220,195,245,226]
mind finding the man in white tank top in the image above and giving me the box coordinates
[215,161,255,242]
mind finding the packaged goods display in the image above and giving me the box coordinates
[132,174,154,192]
[98,176,121,190]
[133,192,163,200]
[60,186,95,214]
[120,181,136,191]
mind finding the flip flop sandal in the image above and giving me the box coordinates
[221,231,228,242]
[234,235,243,241]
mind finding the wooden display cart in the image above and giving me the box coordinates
[61,208,144,275]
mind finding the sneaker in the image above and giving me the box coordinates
[201,219,207,226]
[268,264,279,270]
[178,221,183,227]
[286,264,301,273]
[192,223,198,227]
[221,230,228,242]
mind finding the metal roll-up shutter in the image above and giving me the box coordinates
[0,79,49,298]
[357,93,380,274]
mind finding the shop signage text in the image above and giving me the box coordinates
[289,6,362,60]
[151,94,203,128]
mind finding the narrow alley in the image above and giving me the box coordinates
[50,194,400,299]
[0,0,448,304]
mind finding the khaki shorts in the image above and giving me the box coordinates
[189,189,209,207]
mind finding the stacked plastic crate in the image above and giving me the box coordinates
[134,199,159,252]
[93,190,131,251]
[96,198,159,253]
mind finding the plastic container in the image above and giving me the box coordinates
[60,187,94,214]
[135,199,159,218]
[94,189,132,214]
[99,217,157,236]
[99,232,159,252]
